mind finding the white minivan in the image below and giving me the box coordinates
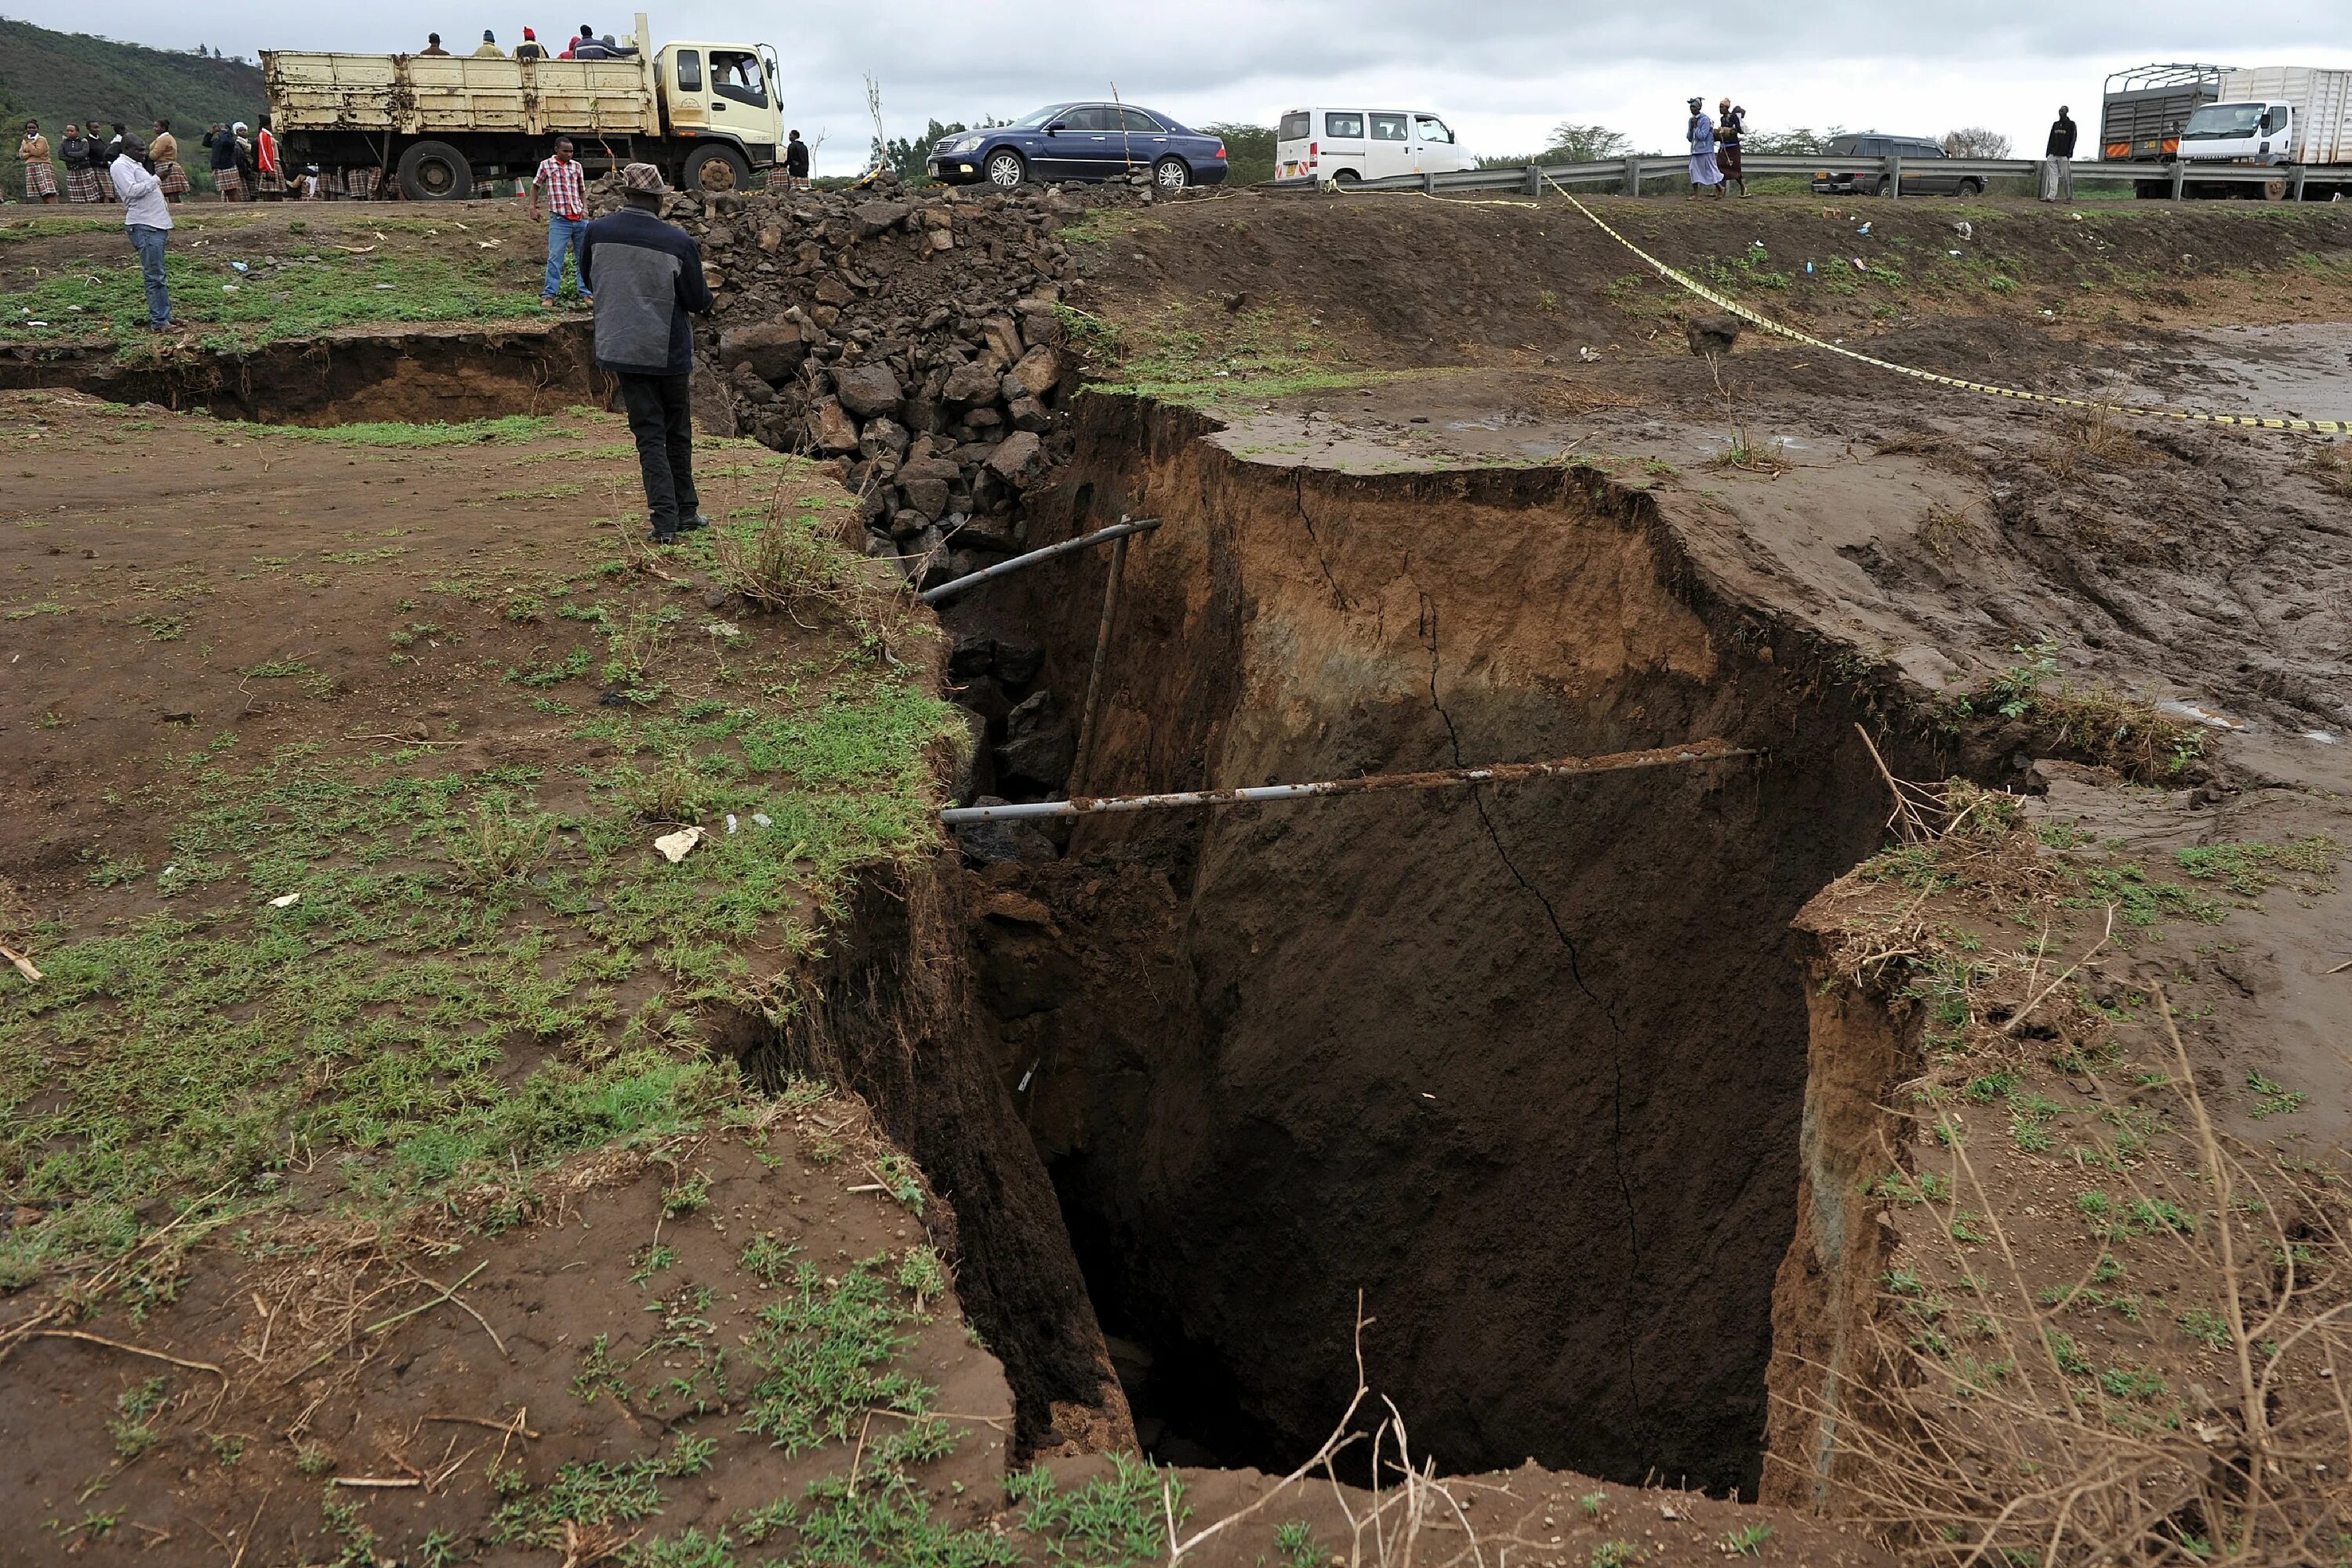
[1275,107,1476,183]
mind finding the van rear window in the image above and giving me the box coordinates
[1325,112,1365,140]
[1278,112,1309,141]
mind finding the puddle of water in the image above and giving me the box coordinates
[2119,324,2352,424]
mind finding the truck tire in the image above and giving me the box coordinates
[1955,177,1983,198]
[396,140,474,201]
[681,142,751,197]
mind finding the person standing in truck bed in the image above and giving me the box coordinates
[582,163,713,543]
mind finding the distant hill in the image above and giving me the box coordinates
[1,16,266,197]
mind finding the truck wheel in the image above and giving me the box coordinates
[1955,177,1984,198]
[395,140,474,201]
[682,142,751,197]
[2262,178,2289,202]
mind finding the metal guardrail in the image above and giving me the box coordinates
[1281,152,2352,201]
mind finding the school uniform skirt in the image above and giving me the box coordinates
[157,159,190,195]
[23,161,57,198]
[64,165,103,202]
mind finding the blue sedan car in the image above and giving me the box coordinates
[929,103,1229,191]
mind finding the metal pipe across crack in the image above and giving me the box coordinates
[917,517,1163,605]
[940,739,1756,823]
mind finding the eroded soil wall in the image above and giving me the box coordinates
[0,321,601,423]
[975,399,1888,1494]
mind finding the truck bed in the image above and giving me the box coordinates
[263,52,661,139]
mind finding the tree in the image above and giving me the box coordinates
[1204,122,1273,185]
[1942,126,2013,158]
[1742,125,1846,155]
[1542,122,1630,162]
[873,117,1009,185]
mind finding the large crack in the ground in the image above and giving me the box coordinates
[950,397,1893,1494]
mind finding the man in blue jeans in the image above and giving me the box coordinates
[109,136,175,331]
[582,163,713,542]
[529,137,593,308]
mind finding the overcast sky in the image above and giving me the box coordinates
[15,1,2352,172]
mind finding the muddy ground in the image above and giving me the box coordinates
[4,187,2350,1566]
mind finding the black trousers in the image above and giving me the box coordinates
[615,371,699,534]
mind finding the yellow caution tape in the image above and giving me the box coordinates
[1526,175,2352,435]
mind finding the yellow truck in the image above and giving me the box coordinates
[262,13,782,200]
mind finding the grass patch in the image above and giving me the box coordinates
[1087,299,1366,406]
[247,415,569,448]
[0,247,545,351]
[1947,640,2205,782]
[0,662,960,1286]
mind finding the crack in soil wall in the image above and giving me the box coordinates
[956,395,1893,1494]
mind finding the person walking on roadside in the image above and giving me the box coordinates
[205,122,244,200]
[516,26,546,59]
[151,119,188,201]
[530,136,593,307]
[582,163,713,543]
[2042,106,2078,202]
[420,31,450,54]
[1716,98,1747,197]
[18,121,58,204]
[110,136,175,332]
[784,129,810,188]
[60,125,104,203]
[255,115,285,200]
[1686,96,1722,198]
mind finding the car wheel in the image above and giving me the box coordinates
[1152,157,1190,192]
[395,140,474,201]
[1331,168,1360,184]
[681,142,750,197]
[985,149,1026,189]
[1955,177,1983,198]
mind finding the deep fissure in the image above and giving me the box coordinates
[946,397,1893,1495]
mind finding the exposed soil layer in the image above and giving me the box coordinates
[0,318,601,423]
[953,395,1892,1493]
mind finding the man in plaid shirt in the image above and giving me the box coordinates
[530,139,593,308]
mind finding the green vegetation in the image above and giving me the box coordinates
[0,666,958,1289]
[738,1251,935,1454]
[1947,640,2205,782]
[1081,297,1372,407]
[1204,122,1275,186]
[1720,1523,1774,1557]
[252,415,569,449]
[0,16,263,198]
[1006,1455,1185,1566]
[0,247,545,353]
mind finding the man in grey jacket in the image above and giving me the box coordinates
[582,162,713,542]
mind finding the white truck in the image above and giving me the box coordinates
[2173,67,2352,197]
[262,12,783,201]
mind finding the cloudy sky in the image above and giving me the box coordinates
[16,0,2352,172]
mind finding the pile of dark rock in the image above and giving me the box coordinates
[590,169,1167,591]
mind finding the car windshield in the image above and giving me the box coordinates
[1014,104,1073,129]
[2183,103,2265,139]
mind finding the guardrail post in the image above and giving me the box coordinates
[2171,161,2187,200]
[1624,154,1641,196]
[1423,171,1436,194]
[2290,165,2309,202]
[1524,163,1541,198]
[1885,154,1902,197]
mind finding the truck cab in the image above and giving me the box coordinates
[2179,100,2294,164]
[654,39,783,190]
